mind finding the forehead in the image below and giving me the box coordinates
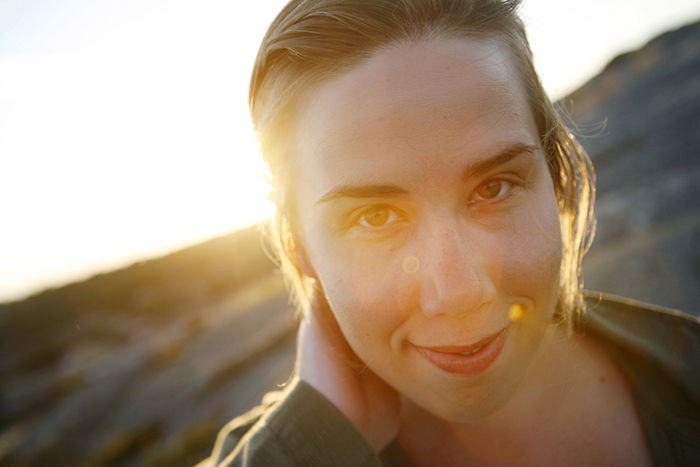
[292,37,537,192]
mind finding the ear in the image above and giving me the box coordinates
[292,234,317,280]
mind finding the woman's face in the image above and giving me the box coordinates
[291,37,562,421]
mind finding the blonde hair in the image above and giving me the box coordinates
[250,0,595,331]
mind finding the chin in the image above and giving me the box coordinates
[424,380,522,424]
[401,335,543,424]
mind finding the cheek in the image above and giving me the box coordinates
[311,242,410,355]
[503,188,562,302]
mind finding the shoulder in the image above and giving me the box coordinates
[582,291,700,368]
[582,290,700,393]
[583,290,700,324]
[200,389,285,466]
[582,291,700,465]
[199,378,383,467]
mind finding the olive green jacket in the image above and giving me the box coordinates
[201,293,700,466]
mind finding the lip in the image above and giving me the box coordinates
[413,326,510,376]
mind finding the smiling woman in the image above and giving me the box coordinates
[200,1,700,466]
[290,38,565,427]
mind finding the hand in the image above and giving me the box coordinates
[297,299,401,453]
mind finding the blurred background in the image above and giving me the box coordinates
[1,0,699,465]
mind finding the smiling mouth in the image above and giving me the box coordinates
[458,345,486,356]
[413,326,510,376]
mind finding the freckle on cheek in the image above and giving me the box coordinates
[402,255,420,274]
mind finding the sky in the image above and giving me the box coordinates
[1,0,699,303]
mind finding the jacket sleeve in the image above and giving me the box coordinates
[202,378,387,467]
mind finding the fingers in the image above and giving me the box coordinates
[296,289,401,453]
[300,286,365,371]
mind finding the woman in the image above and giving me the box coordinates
[203,1,700,465]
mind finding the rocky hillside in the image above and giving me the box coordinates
[1,20,698,466]
[0,227,296,465]
[572,20,700,312]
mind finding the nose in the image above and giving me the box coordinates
[416,222,496,317]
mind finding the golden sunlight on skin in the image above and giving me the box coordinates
[289,34,657,464]
[293,37,563,424]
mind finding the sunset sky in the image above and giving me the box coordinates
[1,0,698,302]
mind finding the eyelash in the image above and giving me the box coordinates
[348,176,522,232]
[352,205,404,231]
[466,178,518,206]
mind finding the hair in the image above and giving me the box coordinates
[249,0,596,332]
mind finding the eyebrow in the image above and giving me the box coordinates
[462,143,539,179]
[316,142,538,205]
[316,183,407,204]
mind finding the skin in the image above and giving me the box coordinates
[293,37,652,466]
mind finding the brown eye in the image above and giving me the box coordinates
[473,180,511,201]
[359,207,390,227]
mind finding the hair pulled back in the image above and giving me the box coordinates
[250,0,595,331]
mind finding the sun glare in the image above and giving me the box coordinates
[0,0,284,302]
[1,0,697,302]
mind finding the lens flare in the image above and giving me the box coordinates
[508,302,524,321]
[402,255,420,274]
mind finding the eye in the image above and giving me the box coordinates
[471,179,514,203]
[356,205,400,228]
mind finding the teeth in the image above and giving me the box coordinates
[459,345,484,356]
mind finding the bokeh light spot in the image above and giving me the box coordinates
[402,256,420,274]
[508,302,524,321]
